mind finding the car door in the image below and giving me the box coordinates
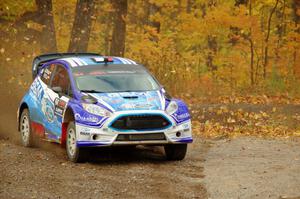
[43,64,71,141]
[31,63,56,126]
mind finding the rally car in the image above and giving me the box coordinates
[17,53,192,162]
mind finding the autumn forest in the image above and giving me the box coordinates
[0,0,300,98]
[2,1,300,197]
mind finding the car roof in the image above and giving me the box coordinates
[58,56,139,67]
[53,56,148,72]
[70,64,148,73]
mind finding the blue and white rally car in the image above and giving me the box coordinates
[17,53,192,162]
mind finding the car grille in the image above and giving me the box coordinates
[110,114,171,131]
[116,133,166,141]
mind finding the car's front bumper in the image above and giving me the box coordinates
[75,110,192,147]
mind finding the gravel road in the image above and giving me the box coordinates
[0,138,207,199]
[1,136,300,199]
[204,137,300,199]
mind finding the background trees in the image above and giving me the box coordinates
[110,0,127,56]
[68,0,95,52]
[0,0,300,97]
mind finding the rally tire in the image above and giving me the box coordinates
[19,109,34,147]
[164,144,187,161]
[66,121,88,163]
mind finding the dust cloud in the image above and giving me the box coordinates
[0,80,24,143]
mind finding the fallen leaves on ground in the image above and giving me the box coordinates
[191,104,300,139]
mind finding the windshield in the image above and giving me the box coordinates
[73,71,160,93]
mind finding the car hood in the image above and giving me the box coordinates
[87,90,165,112]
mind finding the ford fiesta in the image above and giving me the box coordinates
[17,53,192,162]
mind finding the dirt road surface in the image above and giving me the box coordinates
[1,136,300,199]
[204,137,300,199]
[0,138,207,199]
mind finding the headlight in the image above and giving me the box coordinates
[82,103,112,117]
[166,101,178,115]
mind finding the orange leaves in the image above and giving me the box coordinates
[190,94,300,139]
[192,105,298,139]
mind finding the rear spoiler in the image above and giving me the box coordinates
[32,52,101,79]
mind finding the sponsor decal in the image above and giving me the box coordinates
[107,93,119,97]
[89,71,106,76]
[120,103,135,109]
[183,128,190,132]
[74,72,84,77]
[31,80,44,101]
[41,97,54,123]
[98,96,110,101]
[120,103,154,109]
[107,71,136,74]
[147,97,157,102]
[134,103,154,109]
[176,113,190,120]
[54,98,67,117]
[80,131,90,136]
[183,123,190,129]
[75,113,99,123]
[110,99,122,104]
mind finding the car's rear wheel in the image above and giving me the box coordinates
[66,121,88,163]
[164,144,187,160]
[19,109,34,147]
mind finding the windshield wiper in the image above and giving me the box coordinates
[80,89,105,93]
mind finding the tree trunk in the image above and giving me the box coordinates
[249,0,254,85]
[110,0,127,56]
[68,0,95,53]
[293,0,300,76]
[235,0,248,6]
[145,1,161,33]
[275,0,286,61]
[207,35,218,73]
[263,0,279,79]
[36,0,57,53]
[186,0,193,13]
[206,1,217,74]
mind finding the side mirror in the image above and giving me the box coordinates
[52,86,62,94]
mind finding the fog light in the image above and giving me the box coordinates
[176,131,181,137]
[92,134,98,140]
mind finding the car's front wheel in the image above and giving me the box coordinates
[164,144,187,160]
[19,109,34,147]
[66,121,88,163]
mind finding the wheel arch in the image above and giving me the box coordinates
[61,106,75,145]
[18,102,29,131]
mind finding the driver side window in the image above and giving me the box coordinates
[40,64,55,86]
[50,65,72,97]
